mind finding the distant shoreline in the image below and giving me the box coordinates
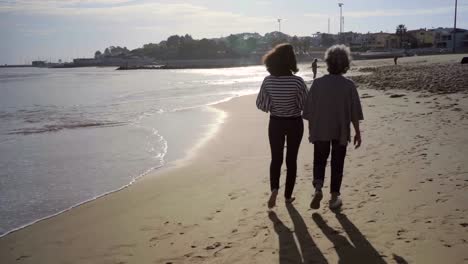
[1,51,461,70]
[0,65,33,68]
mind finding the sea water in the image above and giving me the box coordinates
[0,64,312,236]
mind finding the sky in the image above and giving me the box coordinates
[0,0,467,64]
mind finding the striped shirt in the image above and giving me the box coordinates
[256,75,308,117]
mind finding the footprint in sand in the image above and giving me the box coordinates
[205,242,222,250]
[16,255,31,261]
[396,229,408,240]
[228,192,238,200]
[140,226,158,231]
[109,243,136,250]
[149,232,174,244]
[436,198,448,203]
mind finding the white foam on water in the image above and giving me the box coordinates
[0,66,266,237]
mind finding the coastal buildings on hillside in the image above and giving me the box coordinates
[24,26,468,69]
[311,27,468,51]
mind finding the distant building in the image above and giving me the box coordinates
[431,27,468,51]
[407,28,435,48]
[32,60,47,67]
[353,33,371,49]
[367,33,392,50]
[363,32,403,50]
[73,58,99,66]
[339,32,367,49]
[385,34,401,49]
[311,32,322,47]
[310,32,338,47]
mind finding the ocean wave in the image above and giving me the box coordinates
[0,72,48,82]
[7,121,126,135]
[0,107,63,123]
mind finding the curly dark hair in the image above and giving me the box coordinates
[324,44,351,74]
[262,43,298,76]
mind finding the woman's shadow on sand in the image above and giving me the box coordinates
[312,211,389,264]
[268,205,327,263]
[269,204,406,264]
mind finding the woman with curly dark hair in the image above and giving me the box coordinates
[303,44,364,210]
[256,43,308,208]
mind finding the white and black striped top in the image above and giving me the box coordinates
[256,75,308,117]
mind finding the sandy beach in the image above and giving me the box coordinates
[1,54,468,264]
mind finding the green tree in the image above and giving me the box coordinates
[396,24,407,48]
[291,36,300,52]
[94,50,102,59]
[301,37,312,53]
[245,37,258,53]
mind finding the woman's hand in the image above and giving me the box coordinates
[354,133,362,149]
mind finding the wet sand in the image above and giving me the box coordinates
[1,54,467,264]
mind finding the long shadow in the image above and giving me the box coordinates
[286,204,328,263]
[268,206,328,264]
[268,211,303,263]
[312,212,391,264]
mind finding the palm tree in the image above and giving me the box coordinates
[396,24,407,48]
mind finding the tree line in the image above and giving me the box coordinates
[94,25,427,61]
[95,32,316,60]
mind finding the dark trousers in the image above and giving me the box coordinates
[268,116,304,199]
[313,140,347,194]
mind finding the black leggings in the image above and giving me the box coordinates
[268,116,304,199]
[313,140,347,194]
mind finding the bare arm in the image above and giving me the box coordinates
[352,120,361,149]
[350,83,364,149]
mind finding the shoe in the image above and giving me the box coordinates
[310,191,323,209]
[329,196,342,210]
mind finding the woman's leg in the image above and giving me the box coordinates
[313,141,331,191]
[330,140,347,195]
[284,119,304,199]
[268,119,286,193]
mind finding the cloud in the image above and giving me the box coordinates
[304,13,329,18]
[255,0,271,5]
[0,1,275,35]
[346,6,468,18]
[19,28,57,36]
[305,5,468,19]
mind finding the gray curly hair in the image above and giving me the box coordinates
[324,44,351,74]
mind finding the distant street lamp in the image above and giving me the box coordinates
[453,0,458,53]
[338,3,344,34]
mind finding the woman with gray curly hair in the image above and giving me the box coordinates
[303,44,364,210]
